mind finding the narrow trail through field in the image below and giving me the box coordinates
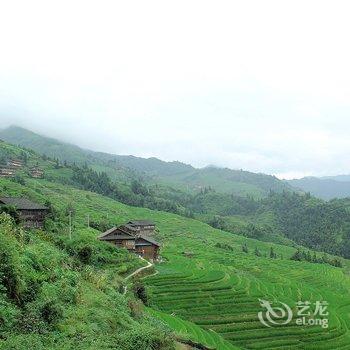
[123,257,154,295]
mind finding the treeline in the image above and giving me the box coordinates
[242,243,280,259]
[70,164,267,223]
[291,249,343,268]
[217,241,343,268]
[71,165,193,217]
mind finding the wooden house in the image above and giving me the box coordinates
[134,235,160,261]
[30,167,44,178]
[8,159,23,168]
[99,225,160,261]
[126,220,156,235]
[0,167,16,177]
[98,226,136,250]
[0,197,48,228]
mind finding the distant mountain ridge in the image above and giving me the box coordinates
[288,176,350,200]
[0,126,293,198]
[321,175,350,182]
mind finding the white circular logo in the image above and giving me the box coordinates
[258,299,293,327]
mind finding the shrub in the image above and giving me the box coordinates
[132,281,149,306]
[0,206,20,225]
[77,245,93,264]
[117,323,175,350]
[40,300,62,325]
[0,218,23,302]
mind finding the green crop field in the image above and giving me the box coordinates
[144,225,350,349]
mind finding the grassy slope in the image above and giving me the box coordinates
[1,174,350,349]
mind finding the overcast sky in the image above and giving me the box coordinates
[1,1,350,179]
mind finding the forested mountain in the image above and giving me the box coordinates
[0,126,292,198]
[288,176,350,200]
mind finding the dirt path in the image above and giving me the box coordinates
[123,257,154,294]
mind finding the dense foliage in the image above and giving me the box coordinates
[263,191,350,257]
[0,212,174,350]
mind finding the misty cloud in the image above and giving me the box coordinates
[1,1,350,179]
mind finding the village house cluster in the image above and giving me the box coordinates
[99,220,160,261]
[0,158,23,177]
[0,197,49,228]
[0,158,44,178]
[0,196,160,260]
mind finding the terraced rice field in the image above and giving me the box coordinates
[145,232,350,349]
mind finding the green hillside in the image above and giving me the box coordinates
[0,191,174,348]
[0,126,293,198]
[1,138,350,259]
[0,141,350,349]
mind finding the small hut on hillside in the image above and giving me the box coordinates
[30,167,44,178]
[0,197,48,228]
[8,159,23,168]
[0,167,16,177]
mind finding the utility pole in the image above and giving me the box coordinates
[69,210,72,240]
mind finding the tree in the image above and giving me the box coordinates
[254,247,261,257]
[291,249,302,261]
[20,151,28,165]
[132,281,149,305]
[242,243,249,254]
[269,247,277,259]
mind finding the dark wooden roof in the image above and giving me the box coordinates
[99,226,135,240]
[127,220,155,226]
[122,224,139,232]
[99,227,160,246]
[0,197,48,210]
[136,235,160,247]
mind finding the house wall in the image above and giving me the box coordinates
[19,210,47,228]
[135,245,159,261]
[113,239,135,250]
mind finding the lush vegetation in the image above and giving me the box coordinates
[2,170,350,349]
[2,134,350,349]
[0,147,177,349]
[0,211,175,350]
